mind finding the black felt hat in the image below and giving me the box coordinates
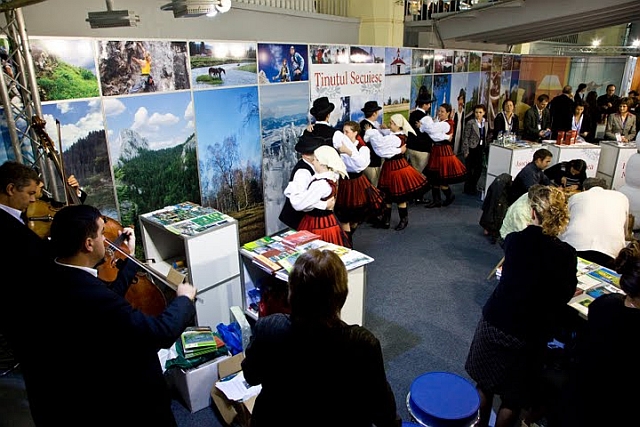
[310,97,335,118]
[361,100,383,114]
[294,131,326,154]
[416,95,437,106]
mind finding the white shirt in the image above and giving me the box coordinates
[363,129,404,158]
[283,158,315,209]
[340,137,370,173]
[285,171,338,212]
[419,116,450,141]
[559,187,629,258]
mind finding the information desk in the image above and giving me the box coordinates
[239,233,372,326]
[543,141,601,178]
[595,141,638,190]
[567,258,624,320]
[485,142,538,196]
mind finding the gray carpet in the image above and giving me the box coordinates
[0,184,505,426]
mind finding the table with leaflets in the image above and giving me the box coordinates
[239,229,374,326]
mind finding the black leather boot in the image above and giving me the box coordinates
[373,207,391,229]
[395,207,408,230]
[442,187,456,207]
[425,188,442,208]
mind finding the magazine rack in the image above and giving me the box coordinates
[139,202,243,328]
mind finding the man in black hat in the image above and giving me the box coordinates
[308,96,355,154]
[359,100,385,186]
[407,95,436,203]
[278,133,328,230]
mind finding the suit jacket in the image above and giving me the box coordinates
[604,113,637,141]
[462,118,491,157]
[549,94,575,136]
[27,260,196,426]
[492,111,520,136]
[522,106,552,141]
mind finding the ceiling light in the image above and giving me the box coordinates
[161,0,231,18]
[86,0,140,28]
[632,39,640,48]
[591,39,601,47]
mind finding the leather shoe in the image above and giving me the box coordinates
[394,217,408,231]
[442,194,456,207]
[424,201,442,208]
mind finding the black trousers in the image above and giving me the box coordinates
[464,144,485,194]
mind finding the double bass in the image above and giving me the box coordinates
[30,116,169,316]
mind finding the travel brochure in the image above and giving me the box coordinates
[240,230,374,279]
[143,202,232,236]
[569,259,624,317]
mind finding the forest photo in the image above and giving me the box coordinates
[40,99,118,219]
[193,86,264,244]
[102,91,199,236]
[30,38,100,101]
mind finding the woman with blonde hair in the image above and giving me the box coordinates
[287,145,350,247]
[465,185,577,427]
[364,113,429,230]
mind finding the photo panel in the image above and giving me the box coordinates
[188,41,257,89]
[257,43,309,84]
[513,55,522,71]
[97,40,190,96]
[0,112,31,164]
[450,73,470,116]
[492,54,502,73]
[481,53,493,72]
[469,51,482,72]
[502,55,514,72]
[568,56,628,98]
[500,70,513,107]
[102,91,199,245]
[259,83,310,235]
[193,86,264,244]
[434,49,454,74]
[433,74,452,108]
[385,47,411,76]
[30,37,100,101]
[310,44,349,64]
[466,72,481,114]
[411,74,434,115]
[381,75,411,124]
[488,71,502,127]
[40,99,118,218]
[454,50,468,73]
[519,56,570,101]
[350,45,384,64]
[411,48,434,74]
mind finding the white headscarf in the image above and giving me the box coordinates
[314,145,348,179]
[390,113,416,136]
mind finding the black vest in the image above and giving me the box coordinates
[278,160,315,230]
[359,119,382,167]
[311,123,338,143]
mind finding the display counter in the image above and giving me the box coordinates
[595,141,638,189]
[485,142,538,196]
[543,141,601,178]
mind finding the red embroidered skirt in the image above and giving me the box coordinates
[298,213,351,248]
[335,172,384,223]
[378,155,429,203]
[424,144,467,185]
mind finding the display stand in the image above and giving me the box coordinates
[139,202,243,328]
[543,141,601,178]
[596,141,638,189]
[239,232,372,326]
[485,143,537,195]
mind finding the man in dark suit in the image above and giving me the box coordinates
[597,84,619,120]
[522,94,552,142]
[0,161,54,422]
[32,204,197,426]
[549,85,575,139]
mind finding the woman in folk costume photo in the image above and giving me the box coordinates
[364,113,429,231]
[334,120,384,246]
[420,102,467,208]
[287,145,351,247]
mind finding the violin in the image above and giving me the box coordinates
[99,216,169,316]
[26,116,81,238]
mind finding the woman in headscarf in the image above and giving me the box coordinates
[288,145,351,247]
[364,114,429,230]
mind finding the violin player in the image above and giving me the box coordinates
[36,174,87,206]
[0,161,54,415]
[25,204,197,426]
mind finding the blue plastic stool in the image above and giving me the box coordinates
[406,371,480,427]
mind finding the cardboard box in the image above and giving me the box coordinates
[166,354,231,413]
[210,353,258,427]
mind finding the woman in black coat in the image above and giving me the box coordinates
[493,99,520,137]
[466,185,577,427]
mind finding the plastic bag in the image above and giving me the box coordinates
[216,321,243,355]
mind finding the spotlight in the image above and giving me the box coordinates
[632,39,640,48]
[86,0,140,29]
[160,0,231,18]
